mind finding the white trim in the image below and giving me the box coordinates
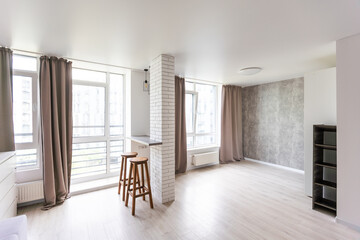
[336,217,360,232]
[244,157,304,174]
[187,162,219,171]
[70,176,118,196]
[71,67,126,184]
[185,81,219,149]
[12,48,138,73]
[187,145,219,152]
[185,77,222,86]
[13,54,42,181]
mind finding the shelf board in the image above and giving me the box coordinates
[314,143,336,150]
[314,180,336,189]
[315,162,337,169]
[314,125,336,131]
[314,198,336,211]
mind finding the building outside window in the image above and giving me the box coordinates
[12,54,128,184]
[185,81,218,149]
[71,68,125,182]
[12,54,40,170]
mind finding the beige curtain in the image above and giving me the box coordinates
[0,47,15,152]
[175,76,187,173]
[220,85,244,163]
[40,56,72,210]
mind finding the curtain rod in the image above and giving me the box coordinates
[12,48,140,71]
[11,47,222,85]
[184,76,222,85]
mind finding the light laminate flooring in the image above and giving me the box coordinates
[18,160,360,240]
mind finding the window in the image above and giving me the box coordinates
[185,81,218,148]
[12,55,40,169]
[72,68,125,181]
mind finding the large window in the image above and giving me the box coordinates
[12,55,40,170]
[72,68,125,181]
[185,81,218,148]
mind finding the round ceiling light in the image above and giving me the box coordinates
[238,67,262,75]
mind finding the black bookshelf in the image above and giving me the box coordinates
[312,125,337,214]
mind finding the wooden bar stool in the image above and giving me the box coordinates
[118,152,138,201]
[125,157,154,216]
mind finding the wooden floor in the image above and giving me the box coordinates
[18,161,360,240]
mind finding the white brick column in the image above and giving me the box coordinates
[150,54,175,203]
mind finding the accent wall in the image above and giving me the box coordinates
[242,78,304,170]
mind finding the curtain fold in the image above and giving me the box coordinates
[220,85,244,163]
[175,76,187,173]
[40,56,73,210]
[0,47,15,152]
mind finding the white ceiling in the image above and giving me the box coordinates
[1,0,360,86]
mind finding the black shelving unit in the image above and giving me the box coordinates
[312,125,337,214]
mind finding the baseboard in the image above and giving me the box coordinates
[336,217,360,232]
[17,199,44,208]
[70,176,118,196]
[244,157,304,174]
[187,162,219,171]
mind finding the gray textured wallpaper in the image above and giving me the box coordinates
[242,78,304,170]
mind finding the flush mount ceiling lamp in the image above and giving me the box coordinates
[238,67,262,76]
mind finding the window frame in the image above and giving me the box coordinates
[13,54,41,172]
[185,81,219,149]
[185,90,198,141]
[71,68,126,184]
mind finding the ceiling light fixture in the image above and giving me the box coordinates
[143,68,149,92]
[238,67,262,76]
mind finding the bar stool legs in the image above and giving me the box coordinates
[117,152,138,201]
[125,163,133,211]
[122,156,127,201]
[144,161,154,209]
[125,157,153,216]
[132,164,137,216]
[141,164,145,201]
[118,156,124,195]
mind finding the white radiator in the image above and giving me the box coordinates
[192,151,219,166]
[17,181,43,204]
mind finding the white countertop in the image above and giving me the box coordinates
[129,135,162,146]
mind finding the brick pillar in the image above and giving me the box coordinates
[150,54,175,203]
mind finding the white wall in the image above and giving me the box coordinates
[130,141,150,160]
[131,70,150,136]
[304,68,336,197]
[336,33,360,229]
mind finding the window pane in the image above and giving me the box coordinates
[109,74,124,136]
[110,140,124,172]
[195,135,216,146]
[73,85,105,137]
[13,55,37,72]
[185,82,194,91]
[195,84,216,134]
[72,69,106,83]
[13,75,33,143]
[187,136,194,148]
[72,142,107,179]
[16,149,37,168]
[186,93,194,133]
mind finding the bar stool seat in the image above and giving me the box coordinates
[129,157,148,164]
[121,152,138,158]
[125,157,153,216]
[118,152,138,201]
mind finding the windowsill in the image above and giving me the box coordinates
[187,145,220,152]
[70,176,118,196]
